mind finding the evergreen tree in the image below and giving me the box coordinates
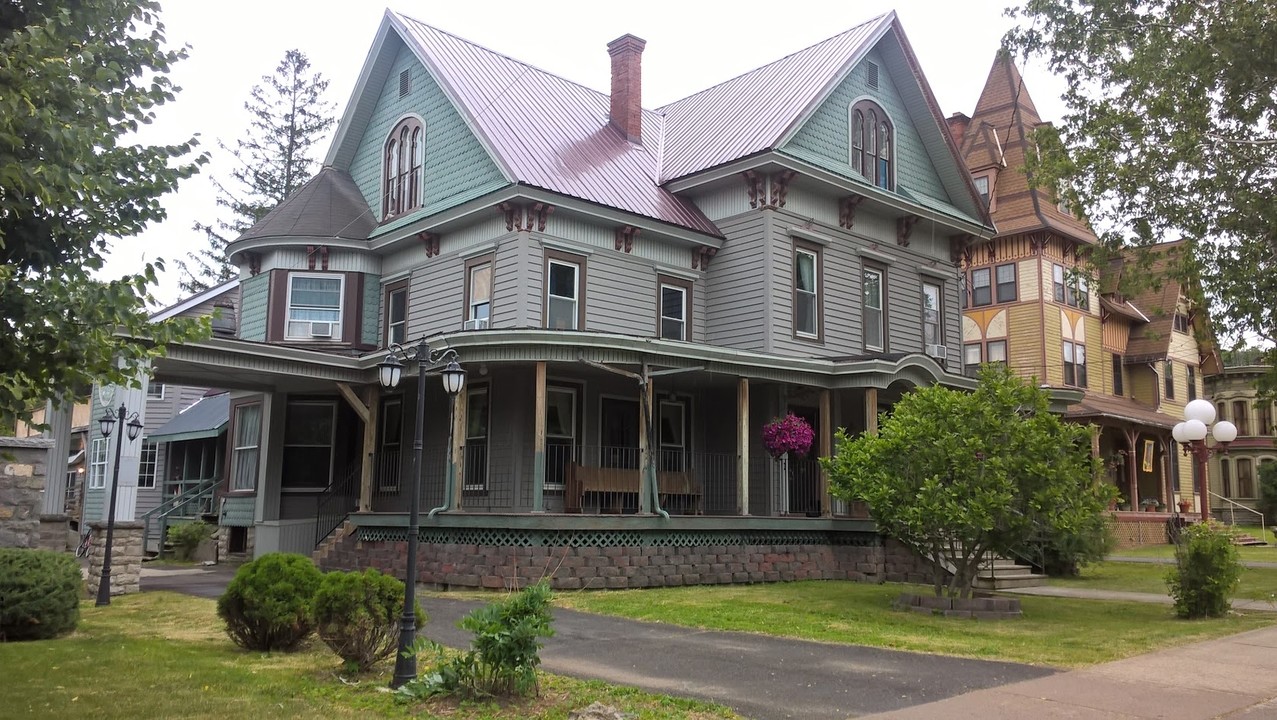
[180,50,335,294]
[0,0,209,425]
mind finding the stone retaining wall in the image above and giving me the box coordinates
[0,438,51,549]
[315,524,937,591]
[86,521,144,598]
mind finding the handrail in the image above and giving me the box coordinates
[1208,490,1268,543]
[315,461,361,547]
[142,477,219,558]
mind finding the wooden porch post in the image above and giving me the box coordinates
[361,386,379,512]
[532,361,547,512]
[737,378,750,516]
[1124,428,1139,507]
[638,369,654,514]
[865,387,879,435]
[451,387,467,510]
[1160,436,1173,508]
[819,388,831,516]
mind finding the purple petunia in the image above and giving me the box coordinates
[762,413,814,459]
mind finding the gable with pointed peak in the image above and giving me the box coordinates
[962,52,1097,244]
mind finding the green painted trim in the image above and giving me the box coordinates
[148,425,227,444]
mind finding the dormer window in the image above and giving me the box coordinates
[849,100,893,190]
[383,117,424,219]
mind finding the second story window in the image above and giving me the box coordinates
[545,252,584,330]
[1112,354,1124,396]
[849,100,893,190]
[1054,263,1089,309]
[384,282,407,346]
[971,268,992,307]
[922,282,942,347]
[1053,264,1066,303]
[465,256,493,329]
[1233,400,1250,436]
[1173,313,1190,333]
[1064,341,1087,387]
[658,276,691,341]
[1163,360,1175,400]
[1258,402,1273,436]
[863,265,885,351]
[996,263,1017,303]
[1187,365,1197,401]
[287,274,343,341]
[147,383,165,399]
[383,117,424,219]
[794,245,820,339]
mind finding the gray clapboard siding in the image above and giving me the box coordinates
[704,211,768,351]
[584,250,658,336]
[492,235,527,328]
[407,254,465,338]
[683,183,753,223]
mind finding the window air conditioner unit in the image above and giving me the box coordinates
[462,318,490,331]
[309,321,334,338]
[925,343,948,360]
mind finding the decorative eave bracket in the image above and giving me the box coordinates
[306,245,329,271]
[896,215,920,247]
[742,170,763,209]
[692,246,717,270]
[838,195,865,229]
[418,231,440,258]
[615,225,640,253]
[769,170,796,208]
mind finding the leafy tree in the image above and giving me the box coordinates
[180,49,334,294]
[0,0,209,426]
[1257,460,1277,530]
[1005,1,1277,395]
[823,366,1114,598]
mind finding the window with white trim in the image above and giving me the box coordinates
[383,117,424,219]
[659,278,690,341]
[230,403,262,491]
[89,438,108,489]
[286,274,343,340]
[995,263,1017,303]
[659,399,688,472]
[971,268,992,307]
[147,383,165,399]
[794,247,819,338]
[1064,341,1087,388]
[546,257,581,330]
[137,440,158,489]
[922,282,942,347]
[544,386,578,490]
[467,261,492,323]
[281,401,335,491]
[385,285,407,346]
[863,266,884,351]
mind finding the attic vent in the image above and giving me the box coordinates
[866,62,879,89]
[398,69,411,97]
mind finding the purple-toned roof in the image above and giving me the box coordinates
[391,13,721,238]
[657,14,891,183]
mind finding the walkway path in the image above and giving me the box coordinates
[1109,554,1277,570]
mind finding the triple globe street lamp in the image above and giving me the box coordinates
[377,338,466,689]
[96,403,143,606]
[1172,398,1237,523]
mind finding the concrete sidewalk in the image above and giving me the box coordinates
[861,624,1277,719]
[1003,585,1277,613]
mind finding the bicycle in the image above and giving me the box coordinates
[75,530,93,558]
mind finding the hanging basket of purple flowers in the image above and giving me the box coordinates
[762,413,814,459]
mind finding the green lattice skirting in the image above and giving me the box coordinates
[357,527,879,548]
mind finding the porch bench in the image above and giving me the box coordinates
[565,464,701,514]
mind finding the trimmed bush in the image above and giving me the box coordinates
[1166,521,1243,619]
[216,553,322,651]
[0,548,82,641]
[313,568,425,671]
[166,520,212,562]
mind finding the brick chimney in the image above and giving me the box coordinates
[607,34,647,143]
[947,112,970,148]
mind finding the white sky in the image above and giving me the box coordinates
[107,0,1067,307]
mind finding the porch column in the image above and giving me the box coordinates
[256,392,284,523]
[532,362,547,512]
[1124,428,1139,508]
[819,388,831,516]
[451,387,467,510]
[361,387,378,512]
[737,378,750,516]
[865,388,879,435]
[638,372,653,514]
[1160,436,1173,507]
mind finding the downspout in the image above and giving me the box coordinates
[427,391,458,518]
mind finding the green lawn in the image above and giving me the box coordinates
[1,593,738,720]
[1052,561,1277,602]
[1115,543,1277,563]
[553,580,1275,668]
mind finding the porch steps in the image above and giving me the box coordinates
[1230,531,1269,547]
[937,548,1049,591]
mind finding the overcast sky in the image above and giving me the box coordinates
[108,0,1067,307]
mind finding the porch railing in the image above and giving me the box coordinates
[768,455,823,517]
[315,461,361,546]
[141,477,219,557]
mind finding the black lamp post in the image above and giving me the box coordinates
[96,403,143,606]
[377,338,465,689]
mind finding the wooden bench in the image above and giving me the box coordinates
[565,464,701,514]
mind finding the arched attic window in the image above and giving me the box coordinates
[848,99,894,190]
[383,117,424,219]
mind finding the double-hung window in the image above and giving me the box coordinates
[963,340,1006,377]
[230,403,261,492]
[971,268,992,307]
[1164,360,1175,400]
[287,274,343,340]
[89,438,108,489]
[995,263,1017,303]
[465,255,493,329]
[137,440,158,489]
[1064,341,1087,387]
[794,245,820,339]
[147,383,165,400]
[922,282,942,347]
[658,276,691,341]
[545,252,584,330]
[1233,401,1250,436]
[1055,264,1089,308]
[1187,366,1197,401]
[384,282,407,346]
[1052,264,1066,303]
[1112,354,1124,396]
[863,266,884,351]
[1258,402,1273,436]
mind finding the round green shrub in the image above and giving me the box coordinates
[0,548,82,641]
[1166,521,1243,619]
[216,553,322,651]
[313,568,424,671]
[166,520,212,562]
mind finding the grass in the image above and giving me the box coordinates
[552,580,1275,668]
[1052,560,1277,602]
[1115,543,1277,563]
[0,593,739,720]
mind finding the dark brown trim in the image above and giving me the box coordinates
[383,278,409,347]
[270,270,368,347]
[463,253,496,327]
[791,239,824,344]
[266,269,287,342]
[223,395,263,496]
[343,273,362,345]
[861,260,887,352]
[544,249,587,331]
[656,274,694,341]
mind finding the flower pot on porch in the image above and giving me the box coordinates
[1178,500,1192,513]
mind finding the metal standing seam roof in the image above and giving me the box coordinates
[657,14,890,183]
[147,393,230,443]
[390,12,722,238]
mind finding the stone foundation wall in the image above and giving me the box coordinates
[38,514,72,552]
[86,521,144,598]
[315,524,939,591]
[0,438,51,549]
[216,525,255,561]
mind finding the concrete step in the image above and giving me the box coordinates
[974,573,1048,590]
